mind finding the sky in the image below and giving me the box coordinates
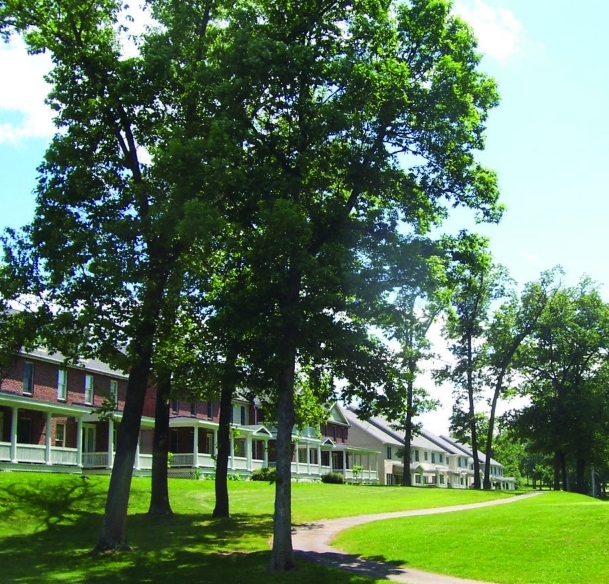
[1,0,608,435]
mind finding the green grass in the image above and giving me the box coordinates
[334,490,609,584]
[0,472,512,583]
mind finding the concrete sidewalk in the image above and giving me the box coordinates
[292,491,543,584]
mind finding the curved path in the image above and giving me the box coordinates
[293,491,543,584]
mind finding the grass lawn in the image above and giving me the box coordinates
[334,490,609,584]
[0,472,511,583]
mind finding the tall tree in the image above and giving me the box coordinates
[480,269,559,489]
[222,0,502,569]
[515,278,609,493]
[371,238,447,486]
[440,234,508,489]
[0,0,233,549]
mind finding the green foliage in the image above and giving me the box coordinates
[321,472,345,484]
[250,468,277,483]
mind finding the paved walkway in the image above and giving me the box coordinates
[293,491,544,584]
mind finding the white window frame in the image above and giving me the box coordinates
[55,422,66,447]
[110,379,118,406]
[84,374,94,404]
[23,362,34,395]
[57,369,67,400]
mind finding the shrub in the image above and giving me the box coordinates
[321,472,345,484]
[250,467,277,483]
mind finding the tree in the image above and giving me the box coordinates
[371,238,447,486]
[221,0,502,569]
[515,277,609,493]
[480,269,559,489]
[440,234,508,489]
[0,0,234,549]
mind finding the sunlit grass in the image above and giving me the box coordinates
[334,490,609,584]
[0,472,513,583]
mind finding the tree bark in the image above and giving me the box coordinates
[575,457,586,494]
[269,363,296,571]
[466,333,481,489]
[483,372,504,490]
[95,359,152,551]
[553,451,561,491]
[213,352,237,519]
[401,376,414,487]
[148,372,173,517]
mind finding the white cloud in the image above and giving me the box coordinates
[453,0,523,61]
[0,36,55,144]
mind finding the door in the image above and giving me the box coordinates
[82,424,96,453]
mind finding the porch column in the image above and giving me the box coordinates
[317,445,322,475]
[263,439,269,468]
[107,419,114,469]
[246,434,252,471]
[193,425,199,467]
[10,407,18,463]
[76,416,83,467]
[230,433,235,470]
[134,431,140,470]
[45,411,52,465]
[306,443,311,475]
[295,443,299,474]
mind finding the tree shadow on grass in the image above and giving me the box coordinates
[0,482,392,584]
[0,476,107,531]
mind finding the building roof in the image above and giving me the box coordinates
[25,348,128,378]
[341,407,403,447]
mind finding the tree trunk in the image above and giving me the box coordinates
[213,354,236,519]
[95,359,151,551]
[575,457,586,494]
[148,372,173,517]
[466,333,481,489]
[553,451,561,490]
[483,372,504,490]
[560,451,568,491]
[401,377,414,487]
[269,363,296,571]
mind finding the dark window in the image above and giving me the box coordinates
[240,405,246,426]
[23,363,33,394]
[190,402,197,416]
[17,418,31,443]
[207,401,213,419]
[386,447,392,459]
[171,400,179,414]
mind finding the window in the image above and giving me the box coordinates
[415,474,421,484]
[171,400,179,414]
[84,374,94,404]
[190,402,197,416]
[240,405,246,426]
[424,451,428,461]
[386,447,392,459]
[439,453,443,463]
[23,362,33,395]
[414,450,419,462]
[431,452,436,464]
[0,411,4,441]
[439,474,445,484]
[457,457,462,468]
[386,473,393,485]
[57,369,67,400]
[55,423,66,447]
[110,380,118,406]
[233,438,246,458]
[207,401,213,419]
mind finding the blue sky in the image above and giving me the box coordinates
[1,0,607,433]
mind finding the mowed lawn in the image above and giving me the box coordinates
[0,472,512,583]
[334,490,609,584]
